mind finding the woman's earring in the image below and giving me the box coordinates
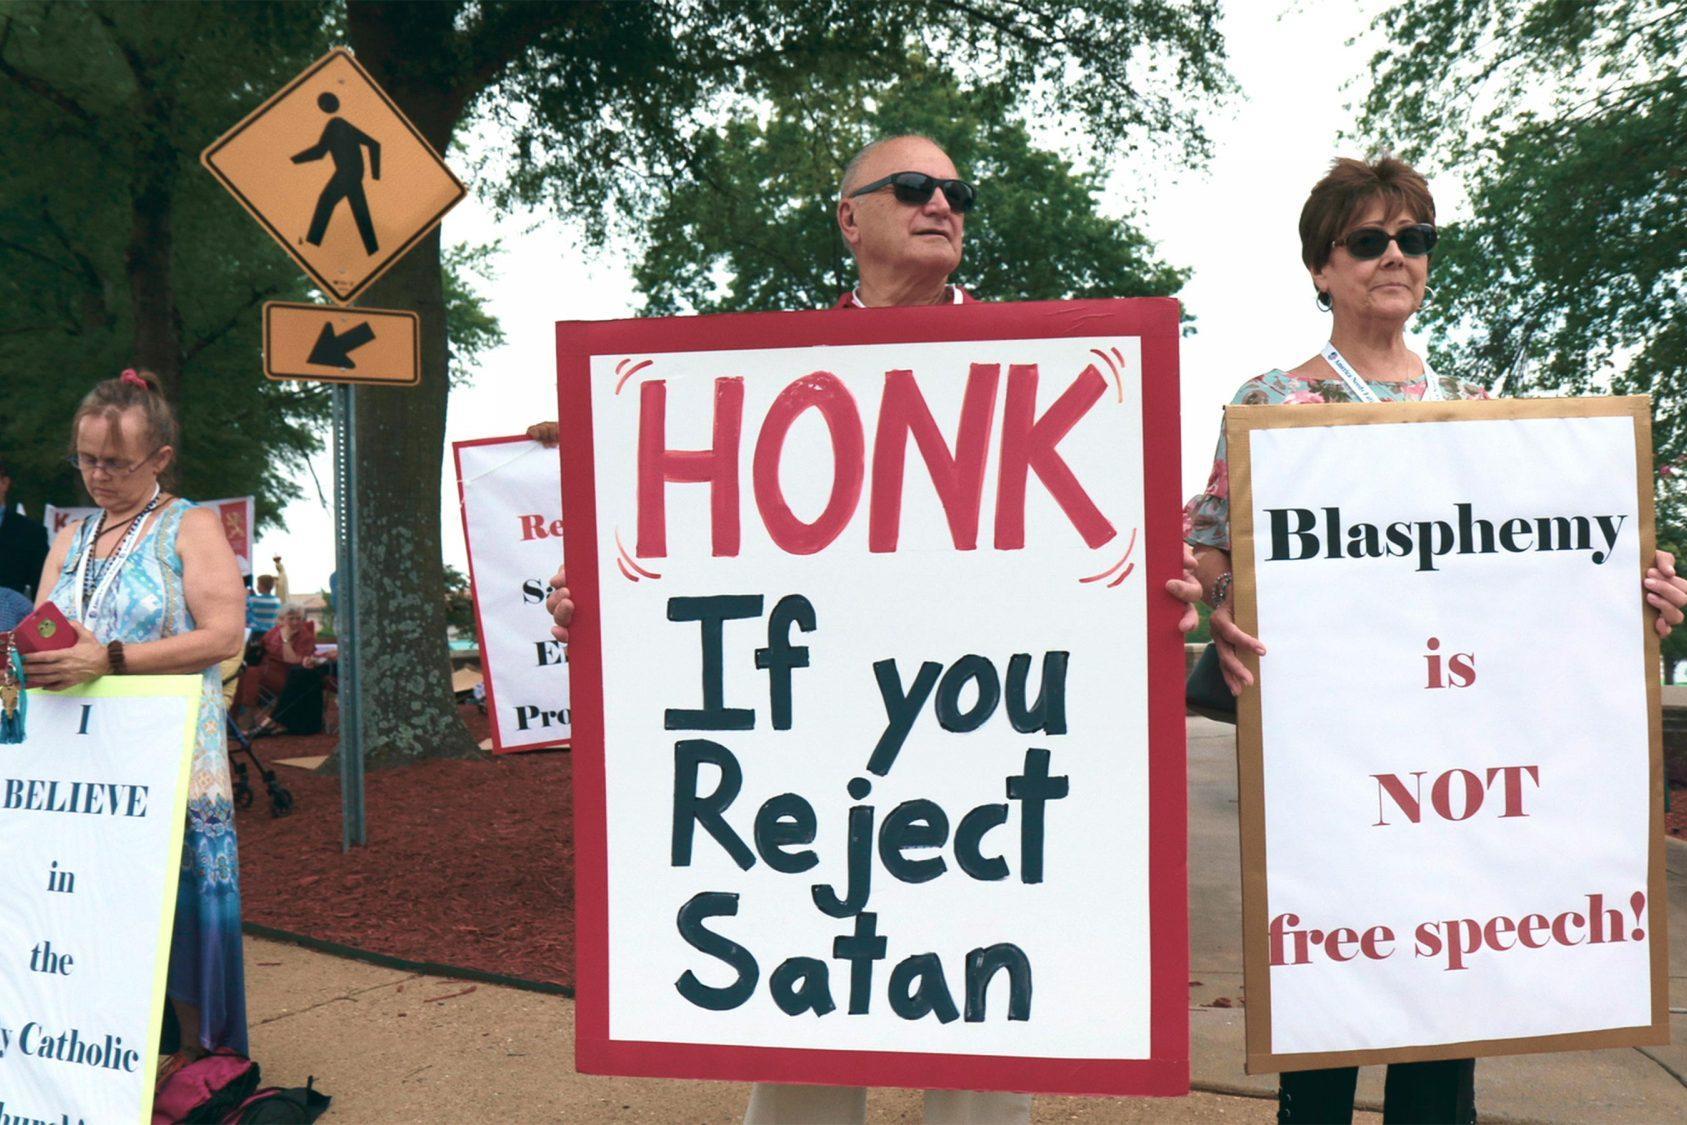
[1419,284,1435,307]
[1315,290,1333,312]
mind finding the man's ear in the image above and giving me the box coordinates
[837,199,861,249]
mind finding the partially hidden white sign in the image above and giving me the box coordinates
[46,498,255,577]
[0,677,197,1124]
[1232,398,1668,1070]
[453,437,571,752]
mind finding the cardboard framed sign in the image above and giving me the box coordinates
[1227,396,1669,1073]
[453,435,571,753]
[0,677,199,1123]
[557,299,1188,1095]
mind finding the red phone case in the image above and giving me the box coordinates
[13,602,77,654]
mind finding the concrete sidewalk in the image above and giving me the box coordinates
[244,718,1685,1122]
[243,937,1336,1122]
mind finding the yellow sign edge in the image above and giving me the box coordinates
[33,675,200,1124]
[261,300,421,387]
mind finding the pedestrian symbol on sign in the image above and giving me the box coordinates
[292,92,381,255]
[201,48,465,304]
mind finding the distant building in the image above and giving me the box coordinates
[293,591,331,630]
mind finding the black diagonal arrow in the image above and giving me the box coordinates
[308,320,376,369]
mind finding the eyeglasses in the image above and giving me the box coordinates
[65,449,159,477]
[847,171,977,213]
[1334,223,1437,260]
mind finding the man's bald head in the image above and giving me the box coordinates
[836,135,966,305]
[839,134,947,199]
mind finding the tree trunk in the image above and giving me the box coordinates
[125,158,184,402]
[344,3,480,765]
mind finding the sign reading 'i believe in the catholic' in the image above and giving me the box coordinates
[0,678,198,1124]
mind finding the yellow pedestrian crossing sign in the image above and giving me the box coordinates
[202,48,466,305]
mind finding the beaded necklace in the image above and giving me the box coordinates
[74,485,162,632]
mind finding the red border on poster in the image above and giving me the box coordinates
[556,299,1188,1096]
[452,434,569,755]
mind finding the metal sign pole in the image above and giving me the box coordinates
[332,383,367,849]
[203,47,462,852]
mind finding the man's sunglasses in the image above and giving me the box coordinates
[848,171,977,213]
[1334,223,1437,260]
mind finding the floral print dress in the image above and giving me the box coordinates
[1185,368,1490,551]
[48,499,247,1053]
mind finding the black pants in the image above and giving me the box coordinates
[272,665,327,735]
[1279,1059,1476,1124]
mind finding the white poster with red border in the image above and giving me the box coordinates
[452,436,571,753]
[558,300,1187,1095]
[45,497,254,576]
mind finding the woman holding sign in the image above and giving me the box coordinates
[25,369,250,1071]
[1183,158,1687,1122]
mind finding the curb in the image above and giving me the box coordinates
[243,921,575,998]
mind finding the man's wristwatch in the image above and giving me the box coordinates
[1210,571,1233,610]
[106,640,126,675]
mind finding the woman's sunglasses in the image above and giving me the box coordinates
[1335,223,1438,260]
[847,171,978,213]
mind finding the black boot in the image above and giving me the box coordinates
[1279,1066,1359,1124]
[160,997,181,1056]
[1381,1058,1476,1124]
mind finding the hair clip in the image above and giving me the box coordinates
[119,369,149,391]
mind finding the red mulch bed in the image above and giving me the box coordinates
[1670,784,1687,841]
[232,704,576,990]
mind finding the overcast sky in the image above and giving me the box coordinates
[258,0,1443,592]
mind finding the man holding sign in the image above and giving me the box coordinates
[548,134,1201,634]
[551,135,1199,1121]
[547,132,973,645]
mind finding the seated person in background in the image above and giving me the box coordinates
[249,606,329,736]
[246,573,281,639]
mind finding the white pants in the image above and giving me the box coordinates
[744,1083,1032,1124]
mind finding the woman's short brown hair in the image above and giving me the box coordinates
[69,368,181,487]
[1299,156,1436,273]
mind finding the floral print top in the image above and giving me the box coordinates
[1185,368,1491,551]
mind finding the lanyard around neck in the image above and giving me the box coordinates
[1321,341,1442,403]
[73,486,162,628]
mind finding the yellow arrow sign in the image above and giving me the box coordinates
[263,302,419,386]
[203,48,465,305]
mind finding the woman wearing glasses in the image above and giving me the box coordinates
[25,368,249,1075]
[1185,157,1687,1122]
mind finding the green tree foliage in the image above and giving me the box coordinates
[1360,0,1686,535]
[442,242,506,385]
[441,563,476,641]
[329,0,1230,764]
[486,1,1231,243]
[0,2,504,529]
[1,1,1228,765]
[0,1,333,524]
[634,56,1190,314]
